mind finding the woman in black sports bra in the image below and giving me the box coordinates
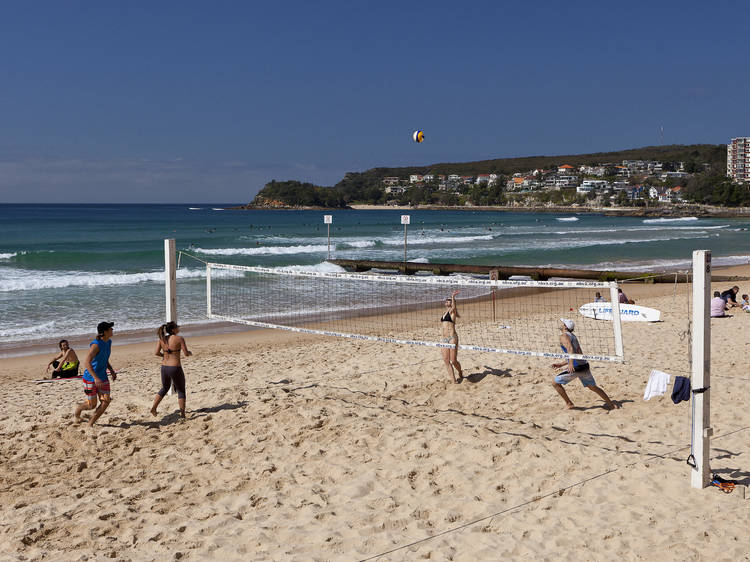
[151,321,192,418]
[440,290,463,383]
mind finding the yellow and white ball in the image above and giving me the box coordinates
[412,130,424,143]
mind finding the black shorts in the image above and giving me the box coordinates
[158,365,186,399]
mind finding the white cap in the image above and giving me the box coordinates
[560,318,575,331]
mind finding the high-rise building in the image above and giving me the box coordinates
[727,137,750,183]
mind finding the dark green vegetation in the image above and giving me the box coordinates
[248,144,748,208]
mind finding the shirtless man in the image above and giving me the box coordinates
[46,340,79,378]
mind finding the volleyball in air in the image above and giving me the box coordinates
[412,130,424,143]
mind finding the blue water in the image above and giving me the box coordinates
[1,204,748,350]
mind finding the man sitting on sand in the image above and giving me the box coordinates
[551,319,618,411]
[720,285,740,308]
[617,288,635,305]
[46,339,79,378]
[710,291,730,318]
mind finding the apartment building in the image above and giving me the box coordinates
[727,137,750,183]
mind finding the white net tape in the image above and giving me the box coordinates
[207,264,624,362]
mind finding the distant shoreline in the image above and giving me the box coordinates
[232,203,750,218]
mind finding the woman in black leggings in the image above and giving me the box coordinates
[151,321,192,418]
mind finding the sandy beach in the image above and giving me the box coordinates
[2,265,750,560]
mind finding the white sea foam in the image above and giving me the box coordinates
[642,217,698,223]
[400,234,494,245]
[0,267,240,293]
[212,207,225,210]
[0,252,18,260]
[267,262,347,274]
[556,217,579,222]
[188,207,203,210]
[0,320,57,338]
[339,240,377,248]
[195,245,329,256]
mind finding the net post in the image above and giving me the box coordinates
[164,239,177,322]
[206,263,212,318]
[609,283,624,359]
[691,250,711,489]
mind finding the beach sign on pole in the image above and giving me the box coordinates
[324,215,332,260]
[401,215,410,263]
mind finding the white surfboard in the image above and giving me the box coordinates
[579,302,661,322]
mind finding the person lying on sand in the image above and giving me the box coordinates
[46,339,79,378]
[551,319,618,411]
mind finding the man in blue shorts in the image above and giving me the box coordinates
[551,319,618,410]
[74,322,118,427]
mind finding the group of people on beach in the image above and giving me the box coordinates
[439,291,619,410]
[48,321,192,427]
[61,280,741,420]
[710,285,747,318]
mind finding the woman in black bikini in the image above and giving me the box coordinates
[151,321,192,418]
[440,290,463,383]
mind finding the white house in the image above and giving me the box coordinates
[649,186,672,202]
[409,174,423,183]
[384,185,406,195]
[581,179,610,190]
[554,175,578,189]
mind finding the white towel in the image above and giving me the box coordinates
[644,369,671,401]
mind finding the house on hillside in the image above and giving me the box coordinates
[409,174,423,183]
[649,186,673,202]
[382,177,400,186]
[557,164,574,174]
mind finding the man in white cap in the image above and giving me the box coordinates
[551,319,618,410]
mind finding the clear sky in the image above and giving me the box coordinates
[1,0,748,203]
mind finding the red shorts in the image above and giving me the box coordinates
[83,379,110,398]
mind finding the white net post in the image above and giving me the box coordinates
[690,250,711,489]
[609,285,624,358]
[206,263,212,318]
[164,238,177,396]
[164,239,177,322]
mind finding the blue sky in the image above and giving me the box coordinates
[1,0,748,203]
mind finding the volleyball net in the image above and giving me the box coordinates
[206,263,625,363]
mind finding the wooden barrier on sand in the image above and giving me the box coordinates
[328,259,748,283]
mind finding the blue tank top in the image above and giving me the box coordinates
[83,338,112,382]
[560,332,589,369]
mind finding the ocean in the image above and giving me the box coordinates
[1,204,748,355]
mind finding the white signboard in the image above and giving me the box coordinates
[323,215,332,224]
[401,215,411,225]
